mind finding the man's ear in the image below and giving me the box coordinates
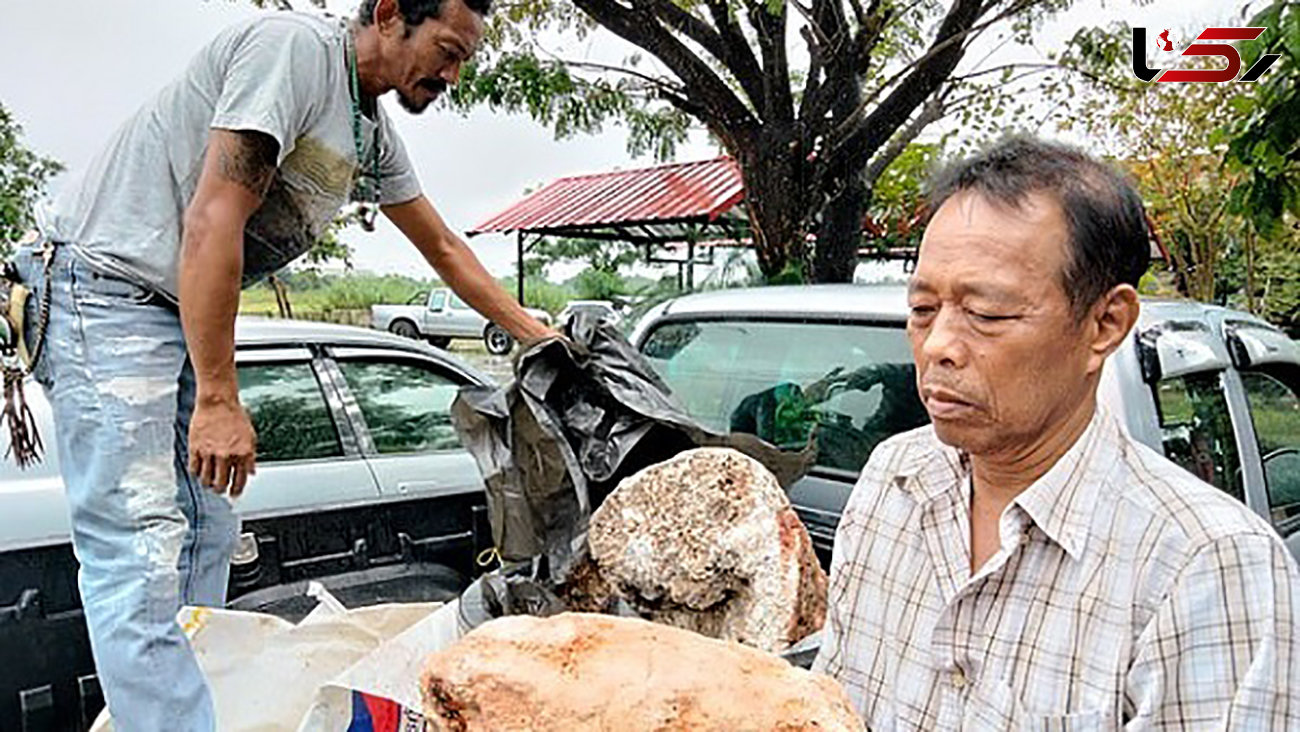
[1086,283,1140,374]
[373,0,403,34]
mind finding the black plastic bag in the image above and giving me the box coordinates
[450,313,814,580]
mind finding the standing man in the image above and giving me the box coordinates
[814,137,1300,728]
[11,0,549,728]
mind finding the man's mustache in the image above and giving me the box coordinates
[418,78,447,96]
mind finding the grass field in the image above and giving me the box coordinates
[238,288,334,317]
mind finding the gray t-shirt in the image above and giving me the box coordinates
[48,12,421,301]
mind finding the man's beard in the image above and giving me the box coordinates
[399,80,446,115]
[398,91,433,114]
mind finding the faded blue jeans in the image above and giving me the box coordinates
[15,244,238,731]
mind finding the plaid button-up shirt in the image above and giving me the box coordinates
[813,406,1300,729]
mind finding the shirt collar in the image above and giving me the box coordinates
[1009,405,1121,560]
[892,430,966,504]
[895,404,1122,561]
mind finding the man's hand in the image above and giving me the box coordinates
[188,396,257,496]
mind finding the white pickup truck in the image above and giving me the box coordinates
[371,288,552,355]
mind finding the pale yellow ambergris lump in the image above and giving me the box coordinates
[420,612,862,731]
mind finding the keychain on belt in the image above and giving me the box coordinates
[0,239,55,468]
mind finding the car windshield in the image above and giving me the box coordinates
[640,319,929,474]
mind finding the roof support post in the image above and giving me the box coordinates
[684,223,701,291]
[516,230,526,305]
[687,238,696,291]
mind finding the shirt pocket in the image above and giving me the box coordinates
[966,678,1111,732]
[1019,709,1108,732]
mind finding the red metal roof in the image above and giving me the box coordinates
[468,156,744,235]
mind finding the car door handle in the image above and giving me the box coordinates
[393,480,442,495]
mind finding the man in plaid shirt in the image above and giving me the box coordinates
[813,137,1300,729]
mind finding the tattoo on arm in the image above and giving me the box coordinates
[216,130,278,197]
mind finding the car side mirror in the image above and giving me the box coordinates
[1264,449,1300,507]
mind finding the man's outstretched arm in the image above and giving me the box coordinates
[383,195,554,343]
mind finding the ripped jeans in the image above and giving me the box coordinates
[15,244,238,731]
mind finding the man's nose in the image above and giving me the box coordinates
[919,306,968,367]
[440,60,462,86]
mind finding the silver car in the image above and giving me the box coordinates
[630,285,1300,563]
[0,318,495,730]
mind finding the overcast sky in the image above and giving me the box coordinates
[0,0,1238,278]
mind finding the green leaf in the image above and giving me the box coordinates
[0,102,64,254]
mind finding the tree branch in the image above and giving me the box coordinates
[798,0,852,126]
[828,0,1012,175]
[834,0,1033,144]
[864,85,951,189]
[850,0,892,77]
[937,66,1064,113]
[705,0,767,108]
[789,0,831,50]
[574,0,758,133]
[634,0,766,110]
[557,57,688,93]
[949,61,1133,94]
[659,88,710,121]
[747,0,794,122]
[797,26,826,131]
[845,0,868,26]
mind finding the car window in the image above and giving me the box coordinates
[1152,370,1244,502]
[450,293,468,309]
[1241,370,1300,526]
[337,360,463,454]
[640,320,929,474]
[428,291,448,310]
[237,362,343,462]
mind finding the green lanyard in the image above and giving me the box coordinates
[346,26,381,231]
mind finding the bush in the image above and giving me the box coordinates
[573,269,626,300]
[315,274,427,311]
[243,271,592,320]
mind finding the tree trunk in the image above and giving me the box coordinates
[1245,226,1257,314]
[812,179,865,283]
[270,274,293,319]
[808,53,867,285]
[1194,234,1215,303]
[736,134,806,281]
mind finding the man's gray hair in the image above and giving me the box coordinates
[926,136,1151,319]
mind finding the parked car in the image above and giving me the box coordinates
[630,284,1300,568]
[370,288,552,355]
[0,318,496,732]
[557,300,624,331]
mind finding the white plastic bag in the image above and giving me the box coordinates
[90,584,441,731]
[294,599,463,731]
